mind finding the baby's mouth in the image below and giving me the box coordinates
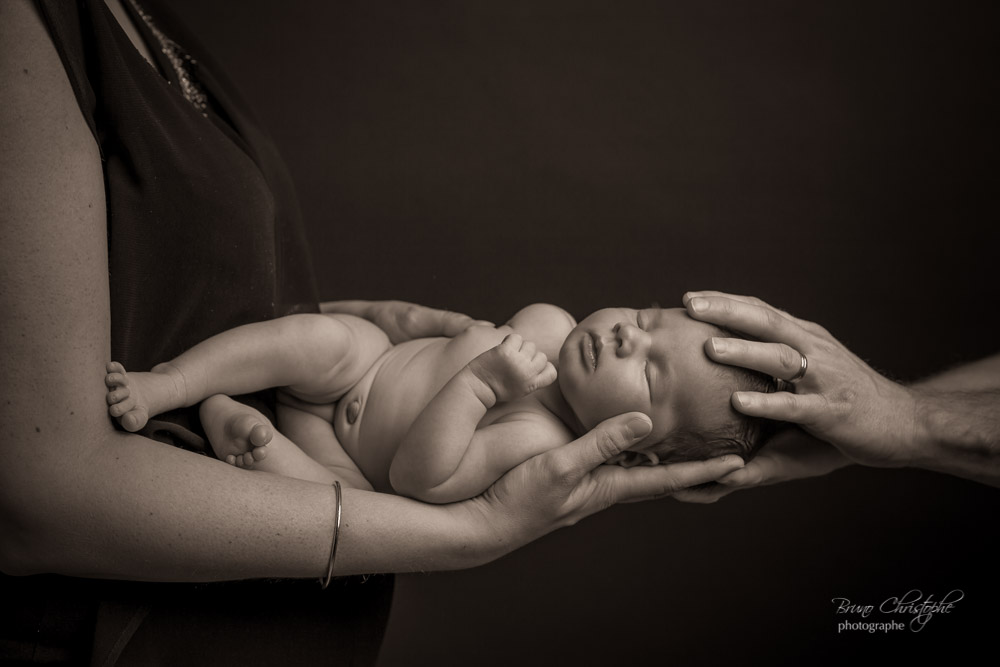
[584,332,598,371]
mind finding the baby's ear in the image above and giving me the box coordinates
[609,450,661,468]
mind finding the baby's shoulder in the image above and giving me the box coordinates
[506,303,576,357]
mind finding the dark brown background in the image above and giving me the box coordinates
[170,1,998,664]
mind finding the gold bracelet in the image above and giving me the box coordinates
[319,480,342,590]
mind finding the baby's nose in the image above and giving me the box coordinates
[615,323,647,356]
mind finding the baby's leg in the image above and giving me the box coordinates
[199,394,275,468]
[201,394,372,489]
[105,313,389,432]
[105,360,188,432]
[275,401,373,490]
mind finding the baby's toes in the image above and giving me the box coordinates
[228,413,273,450]
[106,361,127,375]
[105,372,129,389]
[247,445,268,463]
[248,423,273,449]
[225,454,238,466]
[120,407,148,432]
[107,385,130,405]
[108,394,135,417]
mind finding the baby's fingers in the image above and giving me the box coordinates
[500,333,523,350]
[534,361,558,389]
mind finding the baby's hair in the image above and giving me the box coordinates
[652,326,778,464]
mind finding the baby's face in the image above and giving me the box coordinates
[558,307,735,446]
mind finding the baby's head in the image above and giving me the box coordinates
[557,307,776,466]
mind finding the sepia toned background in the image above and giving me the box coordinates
[168,1,999,663]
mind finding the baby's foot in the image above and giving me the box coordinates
[200,394,274,469]
[105,361,187,432]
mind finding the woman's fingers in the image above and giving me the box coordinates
[552,413,653,482]
[610,455,746,503]
[682,293,813,349]
[705,337,807,381]
[318,300,492,343]
[318,299,369,315]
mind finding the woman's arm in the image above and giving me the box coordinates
[0,0,402,580]
[1,1,745,580]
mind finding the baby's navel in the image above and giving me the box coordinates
[346,397,361,424]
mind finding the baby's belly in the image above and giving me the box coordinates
[334,326,509,491]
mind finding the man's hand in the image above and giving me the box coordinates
[673,430,852,503]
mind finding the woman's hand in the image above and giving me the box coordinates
[320,300,493,344]
[462,412,747,550]
[681,291,920,469]
[673,430,851,503]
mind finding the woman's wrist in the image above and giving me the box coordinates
[332,489,514,575]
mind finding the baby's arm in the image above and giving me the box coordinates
[389,334,561,503]
[105,313,391,432]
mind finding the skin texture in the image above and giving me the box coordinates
[0,0,744,580]
[672,290,1000,503]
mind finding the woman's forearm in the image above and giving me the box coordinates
[2,427,497,580]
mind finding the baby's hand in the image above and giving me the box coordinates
[469,333,557,405]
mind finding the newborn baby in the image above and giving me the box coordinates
[105,304,773,502]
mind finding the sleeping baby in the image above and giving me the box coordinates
[105,303,774,502]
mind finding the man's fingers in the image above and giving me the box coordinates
[683,291,769,310]
[683,295,812,350]
[683,291,827,339]
[553,413,652,481]
[671,484,735,504]
[606,455,745,503]
[731,391,825,423]
[705,338,805,380]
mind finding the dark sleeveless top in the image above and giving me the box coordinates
[41,0,318,448]
[0,2,391,664]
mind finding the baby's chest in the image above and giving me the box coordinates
[480,397,572,441]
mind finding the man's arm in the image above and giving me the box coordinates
[907,354,1000,486]
[389,334,559,503]
[679,292,1000,488]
